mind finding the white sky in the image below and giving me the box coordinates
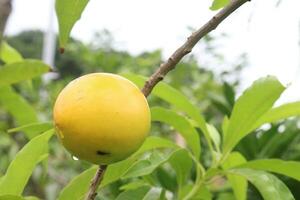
[5,0,300,103]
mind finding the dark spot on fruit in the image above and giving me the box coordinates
[96,150,110,156]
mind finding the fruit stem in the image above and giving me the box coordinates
[84,165,107,200]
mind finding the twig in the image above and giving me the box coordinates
[142,0,250,96]
[85,0,250,199]
[0,0,12,45]
[84,165,107,200]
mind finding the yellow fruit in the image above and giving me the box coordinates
[53,73,150,165]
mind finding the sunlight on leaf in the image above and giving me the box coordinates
[229,168,295,200]
[210,0,230,10]
[0,59,50,86]
[234,159,300,181]
[206,124,220,151]
[0,42,23,63]
[223,76,285,154]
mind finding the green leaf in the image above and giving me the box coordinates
[0,59,50,86]
[222,152,247,200]
[216,193,235,200]
[115,186,151,200]
[0,86,38,138]
[0,196,40,200]
[24,197,40,200]
[206,124,220,151]
[0,45,39,139]
[58,166,98,200]
[123,73,209,142]
[134,136,178,156]
[191,186,212,200]
[123,150,179,179]
[210,0,230,10]
[8,122,53,136]
[120,180,150,191]
[122,149,192,183]
[169,149,193,187]
[169,150,193,198]
[179,185,212,200]
[229,168,295,200]
[222,116,229,137]
[205,168,222,180]
[251,101,300,131]
[208,92,231,116]
[56,0,90,49]
[0,195,25,200]
[159,189,167,200]
[155,167,177,193]
[141,187,163,200]
[257,128,297,158]
[0,129,54,195]
[151,107,201,158]
[223,76,285,154]
[117,186,163,200]
[0,42,23,63]
[101,136,178,187]
[101,158,136,188]
[223,82,235,108]
[234,159,300,181]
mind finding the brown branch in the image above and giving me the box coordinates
[85,0,250,199]
[84,165,107,200]
[0,0,12,45]
[142,0,250,96]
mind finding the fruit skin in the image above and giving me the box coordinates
[53,73,150,165]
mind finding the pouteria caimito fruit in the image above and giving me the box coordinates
[53,73,151,165]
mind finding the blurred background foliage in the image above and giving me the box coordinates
[0,29,300,200]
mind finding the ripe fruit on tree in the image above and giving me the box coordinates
[53,73,151,164]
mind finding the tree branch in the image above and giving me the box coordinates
[0,0,12,45]
[85,0,250,199]
[84,165,107,200]
[142,0,250,96]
